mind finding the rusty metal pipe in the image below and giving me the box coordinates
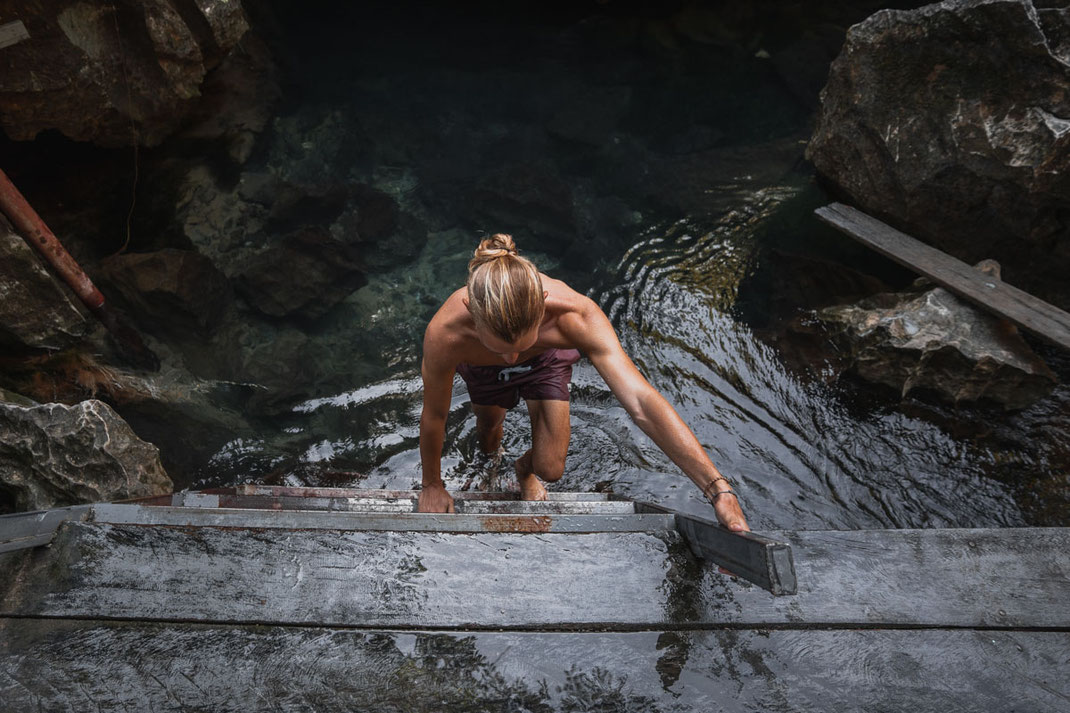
[0,166,157,370]
[0,167,105,311]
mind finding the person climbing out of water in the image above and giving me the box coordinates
[417,233,749,533]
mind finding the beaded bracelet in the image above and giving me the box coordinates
[702,477,737,504]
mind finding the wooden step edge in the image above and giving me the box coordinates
[85,503,676,534]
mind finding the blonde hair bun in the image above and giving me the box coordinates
[470,233,519,270]
[465,233,544,342]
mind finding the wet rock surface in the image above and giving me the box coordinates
[0,0,261,147]
[0,213,90,353]
[818,263,1057,409]
[0,399,172,512]
[808,0,1070,304]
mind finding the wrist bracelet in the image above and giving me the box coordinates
[701,477,733,502]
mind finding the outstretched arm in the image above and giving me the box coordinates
[417,330,456,514]
[562,299,748,532]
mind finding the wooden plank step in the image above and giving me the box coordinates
[0,506,89,553]
[86,503,672,533]
[1,523,1066,629]
[230,485,612,501]
[173,492,636,515]
[815,202,1070,351]
[2,620,1067,712]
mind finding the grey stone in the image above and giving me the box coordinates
[819,269,1057,408]
[808,0,1070,300]
[0,213,90,352]
[0,399,172,512]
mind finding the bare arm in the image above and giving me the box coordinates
[417,327,456,513]
[562,299,748,531]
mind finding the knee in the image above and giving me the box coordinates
[476,413,505,433]
[531,453,565,482]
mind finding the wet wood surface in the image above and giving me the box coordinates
[2,619,1067,712]
[0,20,30,50]
[1,522,1066,629]
[815,202,1070,351]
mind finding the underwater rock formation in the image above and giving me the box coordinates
[93,248,234,339]
[0,0,260,147]
[0,213,91,352]
[0,398,172,512]
[808,0,1070,300]
[818,262,1057,409]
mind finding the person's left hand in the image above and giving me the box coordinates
[711,490,748,533]
[707,487,748,577]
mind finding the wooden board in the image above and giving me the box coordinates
[231,485,612,500]
[0,505,88,553]
[0,20,30,50]
[1,620,1067,712]
[174,491,637,514]
[88,503,674,533]
[815,202,1070,351]
[1,522,1066,629]
[635,500,797,595]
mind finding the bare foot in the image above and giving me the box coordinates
[514,458,547,501]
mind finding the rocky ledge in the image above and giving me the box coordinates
[817,262,1057,409]
[0,398,172,513]
[808,0,1070,303]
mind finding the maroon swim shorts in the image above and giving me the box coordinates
[457,348,582,409]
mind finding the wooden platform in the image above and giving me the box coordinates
[1,488,1067,711]
[815,202,1070,351]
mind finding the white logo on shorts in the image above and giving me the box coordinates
[497,365,533,382]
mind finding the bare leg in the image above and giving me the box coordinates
[472,403,506,455]
[515,399,571,501]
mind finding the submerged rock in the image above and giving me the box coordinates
[94,248,234,339]
[236,227,367,320]
[819,264,1057,408]
[0,0,255,147]
[0,213,90,352]
[0,399,172,513]
[808,0,1070,299]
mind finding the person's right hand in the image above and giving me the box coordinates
[417,483,455,513]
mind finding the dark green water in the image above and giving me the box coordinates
[184,1,1068,530]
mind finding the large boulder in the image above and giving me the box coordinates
[818,263,1057,408]
[808,0,1070,300]
[0,0,254,147]
[0,398,172,513]
[0,213,90,352]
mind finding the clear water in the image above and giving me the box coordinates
[191,2,1068,529]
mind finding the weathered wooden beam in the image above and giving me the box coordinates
[815,202,1070,351]
[677,513,796,596]
[0,506,90,553]
[3,521,1066,629]
[173,492,635,515]
[87,503,671,533]
[230,485,611,501]
[2,622,1068,713]
[633,500,796,596]
[0,20,30,50]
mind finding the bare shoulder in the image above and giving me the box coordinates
[423,288,470,368]
[543,276,615,350]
